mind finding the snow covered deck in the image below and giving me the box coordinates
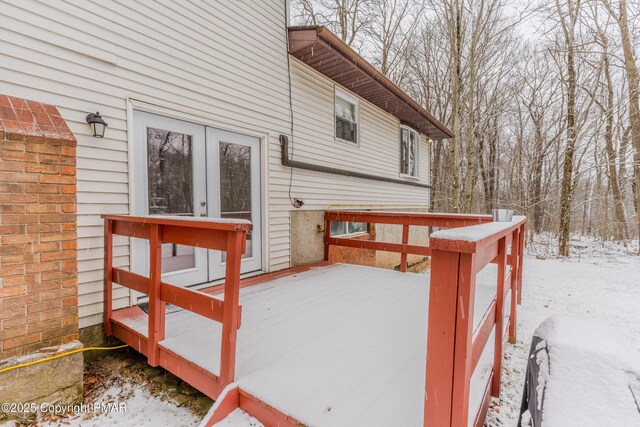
[111,262,499,426]
[102,212,527,427]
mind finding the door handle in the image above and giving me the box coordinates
[200,201,207,217]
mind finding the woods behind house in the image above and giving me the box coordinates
[292,0,640,255]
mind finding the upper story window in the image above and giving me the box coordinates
[335,88,359,144]
[400,125,419,177]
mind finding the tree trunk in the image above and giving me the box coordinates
[607,0,640,252]
[448,0,463,213]
[557,0,579,257]
[602,44,628,239]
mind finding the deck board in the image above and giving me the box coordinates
[116,263,498,427]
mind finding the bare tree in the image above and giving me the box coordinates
[292,0,639,253]
[554,0,582,256]
[602,0,640,251]
[293,0,370,48]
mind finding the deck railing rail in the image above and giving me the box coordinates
[102,214,249,390]
[324,210,526,427]
[324,210,493,271]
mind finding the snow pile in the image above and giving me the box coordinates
[430,216,525,242]
[212,409,263,426]
[533,315,640,426]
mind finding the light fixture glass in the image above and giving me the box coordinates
[86,112,108,138]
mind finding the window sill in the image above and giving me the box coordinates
[330,231,369,238]
[399,173,421,181]
[334,136,359,146]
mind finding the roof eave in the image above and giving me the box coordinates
[287,26,453,140]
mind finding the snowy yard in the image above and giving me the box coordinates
[486,238,640,426]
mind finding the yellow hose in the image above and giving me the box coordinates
[0,344,128,375]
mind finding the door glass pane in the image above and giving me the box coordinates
[146,127,195,272]
[220,141,253,260]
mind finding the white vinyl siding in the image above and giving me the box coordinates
[0,0,292,328]
[288,58,431,198]
[0,0,432,329]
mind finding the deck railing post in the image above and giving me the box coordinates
[220,230,244,387]
[400,224,409,272]
[103,219,113,336]
[324,215,331,261]
[424,249,461,427]
[517,224,525,305]
[492,237,507,396]
[509,228,519,342]
[450,253,476,427]
[148,223,165,366]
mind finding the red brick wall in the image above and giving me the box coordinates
[0,95,78,358]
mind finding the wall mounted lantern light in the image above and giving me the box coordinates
[86,111,108,138]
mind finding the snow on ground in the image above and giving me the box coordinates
[212,409,263,427]
[486,236,640,426]
[39,384,200,427]
[35,350,205,427]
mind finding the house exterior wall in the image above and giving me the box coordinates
[0,0,431,330]
[288,58,431,189]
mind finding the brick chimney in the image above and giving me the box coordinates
[0,95,78,358]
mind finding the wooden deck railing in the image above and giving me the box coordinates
[324,210,493,271]
[102,215,249,388]
[324,210,526,427]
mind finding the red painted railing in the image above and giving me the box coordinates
[324,210,526,427]
[324,211,493,271]
[102,215,249,389]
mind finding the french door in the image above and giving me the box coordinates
[132,111,262,289]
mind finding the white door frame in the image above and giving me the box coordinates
[207,128,263,280]
[126,101,269,304]
[130,110,209,287]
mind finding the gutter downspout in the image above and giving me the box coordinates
[279,135,431,189]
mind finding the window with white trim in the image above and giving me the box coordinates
[335,89,358,144]
[400,125,419,177]
[330,221,368,237]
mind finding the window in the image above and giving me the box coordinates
[330,221,368,237]
[335,89,358,143]
[400,125,419,177]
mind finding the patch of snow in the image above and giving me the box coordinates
[430,216,525,242]
[141,215,251,225]
[40,383,200,427]
[198,383,238,427]
[212,409,263,427]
